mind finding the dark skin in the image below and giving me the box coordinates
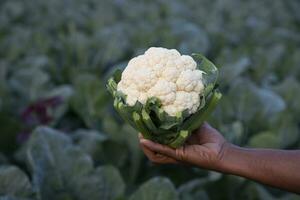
[139,122,300,194]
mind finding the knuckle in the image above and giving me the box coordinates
[175,146,186,161]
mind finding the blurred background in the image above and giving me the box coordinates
[0,0,300,199]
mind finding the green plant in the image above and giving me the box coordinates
[0,0,299,199]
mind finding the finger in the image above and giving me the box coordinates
[140,139,177,159]
[140,143,178,164]
[138,133,143,139]
[154,155,179,164]
[185,123,211,145]
[140,142,157,158]
[193,122,221,144]
[139,137,179,163]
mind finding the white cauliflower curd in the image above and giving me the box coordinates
[117,47,205,116]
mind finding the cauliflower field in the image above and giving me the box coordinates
[0,0,300,199]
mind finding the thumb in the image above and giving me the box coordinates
[140,139,177,159]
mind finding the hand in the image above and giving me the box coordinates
[139,122,228,170]
[140,123,300,193]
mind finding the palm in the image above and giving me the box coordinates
[139,123,227,169]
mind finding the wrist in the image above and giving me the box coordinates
[215,142,240,173]
[216,142,255,177]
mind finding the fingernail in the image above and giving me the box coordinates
[140,139,152,146]
[140,139,147,144]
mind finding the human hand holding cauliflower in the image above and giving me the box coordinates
[107,47,221,148]
[107,47,300,194]
[139,122,227,170]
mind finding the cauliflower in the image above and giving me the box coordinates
[117,47,205,116]
[107,47,221,148]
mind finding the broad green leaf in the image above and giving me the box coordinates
[101,116,121,140]
[120,124,143,184]
[95,166,125,200]
[225,79,285,128]
[240,184,276,200]
[0,166,33,198]
[269,112,299,148]
[42,85,74,125]
[192,53,219,89]
[255,88,286,119]
[248,131,280,148]
[71,165,125,200]
[133,112,153,140]
[129,177,179,200]
[101,117,143,184]
[70,73,108,128]
[179,190,209,200]
[94,24,130,65]
[220,121,244,145]
[42,85,73,100]
[182,90,222,132]
[95,140,129,169]
[72,129,107,161]
[168,130,189,148]
[219,57,250,85]
[8,68,50,102]
[178,179,210,200]
[274,77,300,120]
[26,126,125,200]
[170,19,210,55]
[0,113,22,153]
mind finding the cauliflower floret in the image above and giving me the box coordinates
[161,66,181,82]
[117,47,205,116]
[152,64,165,78]
[138,93,148,104]
[163,92,200,116]
[175,55,197,71]
[120,86,140,106]
[128,55,148,67]
[176,69,204,92]
[148,80,176,105]
[132,67,157,91]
